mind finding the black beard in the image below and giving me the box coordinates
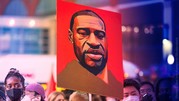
[79,52,108,75]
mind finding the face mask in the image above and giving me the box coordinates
[6,88,23,101]
[123,96,140,101]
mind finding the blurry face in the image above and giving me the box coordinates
[140,84,154,96]
[140,84,156,101]
[123,86,140,98]
[55,95,65,101]
[24,91,41,101]
[5,76,23,90]
[70,15,108,75]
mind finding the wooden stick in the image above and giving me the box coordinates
[88,93,92,101]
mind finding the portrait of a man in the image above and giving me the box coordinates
[68,9,107,75]
[57,1,123,99]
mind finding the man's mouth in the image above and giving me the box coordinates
[86,53,102,61]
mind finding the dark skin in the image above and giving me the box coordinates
[5,76,24,101]
[69,15,108,75]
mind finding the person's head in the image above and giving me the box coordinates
[123,79,140,101]
[140,81,156,101]
[92,94,103,101]
[62,89,74,101]
[48,91,65,101]
[23,83,45,101]
[69,10,108,75]
[156,77,172,101]
[4,68,25,101]
[69,91,88,101]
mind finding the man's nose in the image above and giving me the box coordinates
[87,33,100,48]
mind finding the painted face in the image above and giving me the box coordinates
[71,15,108,75]
[5,76,23,90]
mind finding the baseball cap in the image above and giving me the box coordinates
[25,83,45,99]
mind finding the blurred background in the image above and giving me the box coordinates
[0,0,178,92]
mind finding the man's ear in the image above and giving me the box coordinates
[68,29,73,43]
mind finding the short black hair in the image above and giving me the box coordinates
[70,9,106,31]
[141,81,155,92]
[4,68,25,87]
[124,79,141,93]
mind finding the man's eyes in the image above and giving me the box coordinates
[94,30,105,39]
[6,84,21,89]
[140,89,152,93]
[131,93,137,96]
[6,85,12,89]
[140,90,144,93]
[15,84,21,88]
[147,89,152,92]
[77,28,89,36]
[124,94,129,98]
[77,28,105,39]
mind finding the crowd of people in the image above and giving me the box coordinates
[0,68,178,101]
